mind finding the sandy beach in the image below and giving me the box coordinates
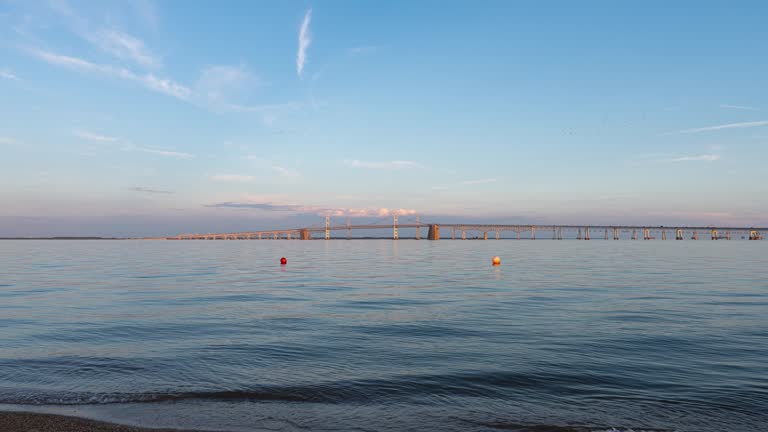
[0,411,205,432]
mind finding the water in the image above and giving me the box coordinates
[0,240,767,432]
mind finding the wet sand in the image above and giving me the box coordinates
[0,411,205,432]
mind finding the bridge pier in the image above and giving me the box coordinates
[643,228,651,240]
[632,229,637,240]
[613,227,619,240]
[676,229,683,240]
[711,229,719,240]
[661,230,667,241]
[749,230,763,240]
[496,230,501,240]
[531,226,535,240]
[428,224,440,240]
[461,230,466,240]
[483,231,488,240]
[577,228,582,240]
[692,230,699,240]
[584,227,590,240]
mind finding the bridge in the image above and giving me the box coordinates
[149,215,765,241]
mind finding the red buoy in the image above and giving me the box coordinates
[280,257,287,265]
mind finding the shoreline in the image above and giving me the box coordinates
[0,411,211,432]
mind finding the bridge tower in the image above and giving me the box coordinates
[428,224,440,240]
[676,229,683,240]
[393,214,399,240]
[300,229,310,240]
[325,216,330,240]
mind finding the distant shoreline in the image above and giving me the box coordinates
[0,237,124,240]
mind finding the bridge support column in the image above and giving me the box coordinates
[632,229,637,240]
[726,230,731,240]
[604,228,608,240]
[516,229,521,240]
[301,229,310,240]
[661,230,667,241]
[451,227,455,240]
[427,224,440,240]
[415,216,420,240]
[531,226,535,240]
[613,227,619,240]
[643,228,651,240]
[585,227,590,240]
[577,228,582,240]
[325,216,330,240]
[483,231,488,240]
[461,230,466,240]
[676,229,683,240]
[496,230,501,240]
[393,214,399,240]
[693,230,699,240]
[749,230,762,240]
[711,229,718,240]
[557,227,563,240]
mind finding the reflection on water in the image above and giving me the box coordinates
[0,240,767,431]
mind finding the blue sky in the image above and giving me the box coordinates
[1,0,767,237]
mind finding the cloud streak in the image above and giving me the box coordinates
[74,130,117,142]
[674,120,768,134]
[207,201,416,217]
[297,9,312,77]
[662,154,721,163]
[135,147,195,159]
[96,30,160,67]
[460,178,497,185]
[31,50,192,101]
[342,159,426,169]
[209,174,256,182]
[720,104,759,111]
[0,69,20,80]
[132,187,173,194]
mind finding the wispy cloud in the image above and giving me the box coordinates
[132,187,173,194]
[460,178,497,185]
[272,166,301,178]
[348,46,377,55]
[208,174,256,182]
[342,159,426,169]
[207,201,416,217]
[95,30,160,67]
[74,129,117,142]
[0,136,19,145]
[135,147,194,159]
[30,50,192,101]
[720,104,759,111]
[673,120,768,134]
[662,154,721,163]
[297,9,312,77]
[0,69,20,81]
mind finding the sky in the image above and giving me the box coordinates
[1,0,767,237]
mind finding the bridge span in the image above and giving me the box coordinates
[149,216,765,241]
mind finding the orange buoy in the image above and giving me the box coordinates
[492,256,501,266]
[280,257,287,265]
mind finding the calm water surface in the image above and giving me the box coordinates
[0,240,767,431]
